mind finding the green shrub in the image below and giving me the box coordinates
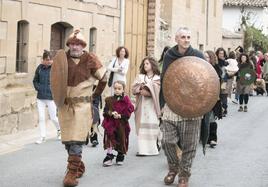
[244,26,268,52]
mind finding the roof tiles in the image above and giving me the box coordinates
[223,0,268,7]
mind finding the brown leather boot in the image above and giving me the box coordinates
[164,165,178,185]
[177,177,189,187]
[77,160,85,178]
[63,155,80,187]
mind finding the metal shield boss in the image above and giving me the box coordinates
[50,49,68,108]
[162,56,220,118]
[238,68,256,85]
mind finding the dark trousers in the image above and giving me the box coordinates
[220,93,228,112]
[239,94,249,105]
[90,94,101,144]
[90,128,98,143]
[208,122,217,143]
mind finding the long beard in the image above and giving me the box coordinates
[70,50,83,58]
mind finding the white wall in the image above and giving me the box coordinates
[223,6,268,35]
[263,7,268,34]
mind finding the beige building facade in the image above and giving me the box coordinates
[125,0,224,92]
[148,0,223,57]
[0,0,223,136]
[0,0,120,135]
[222,28,243,53]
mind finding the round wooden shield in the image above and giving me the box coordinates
[163,56,220,118]
[238,68,256,85]
[50,49,68,108]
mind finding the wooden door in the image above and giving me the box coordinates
[50,23,65,57]
[125,0,148,94]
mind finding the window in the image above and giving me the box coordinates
[186,0,191,8]
[199,44,204,52]
[89,27,97,53]
[16,20,29,73]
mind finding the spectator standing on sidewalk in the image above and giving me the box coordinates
[236,53,255,112]
[107,46,130,95]
[256,51,264,79]
[158,46,170,73]
[262,53,268,95]
[89,85,102,147]
[33,50,61,144]
[216,47,228,117]
[203,50,223,148]
[225,51,239,103]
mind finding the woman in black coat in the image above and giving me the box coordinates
[202,50,222,149]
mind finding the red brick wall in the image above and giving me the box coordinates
[147,0,156,56]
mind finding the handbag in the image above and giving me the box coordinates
[108,59,117,87]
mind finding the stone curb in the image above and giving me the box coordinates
[0,120,58,155]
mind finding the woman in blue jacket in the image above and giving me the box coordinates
[33,50,61,144]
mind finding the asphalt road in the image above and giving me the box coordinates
[0,95,268,187]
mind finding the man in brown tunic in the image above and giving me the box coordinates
[51,30,107,186]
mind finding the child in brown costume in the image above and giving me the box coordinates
[102,81,134,166]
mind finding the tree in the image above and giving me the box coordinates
[244,26,268,52]
[240,7,268,52]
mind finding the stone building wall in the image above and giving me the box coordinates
[0,0,120,135]
[222,37,243,53]
[151,0,223,58]
[0,85,37,135]
[0,0,225,136]
[222,28,243,53]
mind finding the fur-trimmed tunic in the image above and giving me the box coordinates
[58,51,106,144]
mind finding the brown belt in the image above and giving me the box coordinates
[65,96,92,105]
[64,96,92,114]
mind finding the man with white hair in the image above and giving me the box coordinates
[51,29,107,186]
[160,27,204,187]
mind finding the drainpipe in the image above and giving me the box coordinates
[206,0,209,46]
[119,0,125,46]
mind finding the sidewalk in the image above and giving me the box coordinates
[0,97,135,156]
[0,121,59,155]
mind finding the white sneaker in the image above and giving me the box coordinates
[57,130,61,140]
[210,140,217,147]
[35,137,46,144]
